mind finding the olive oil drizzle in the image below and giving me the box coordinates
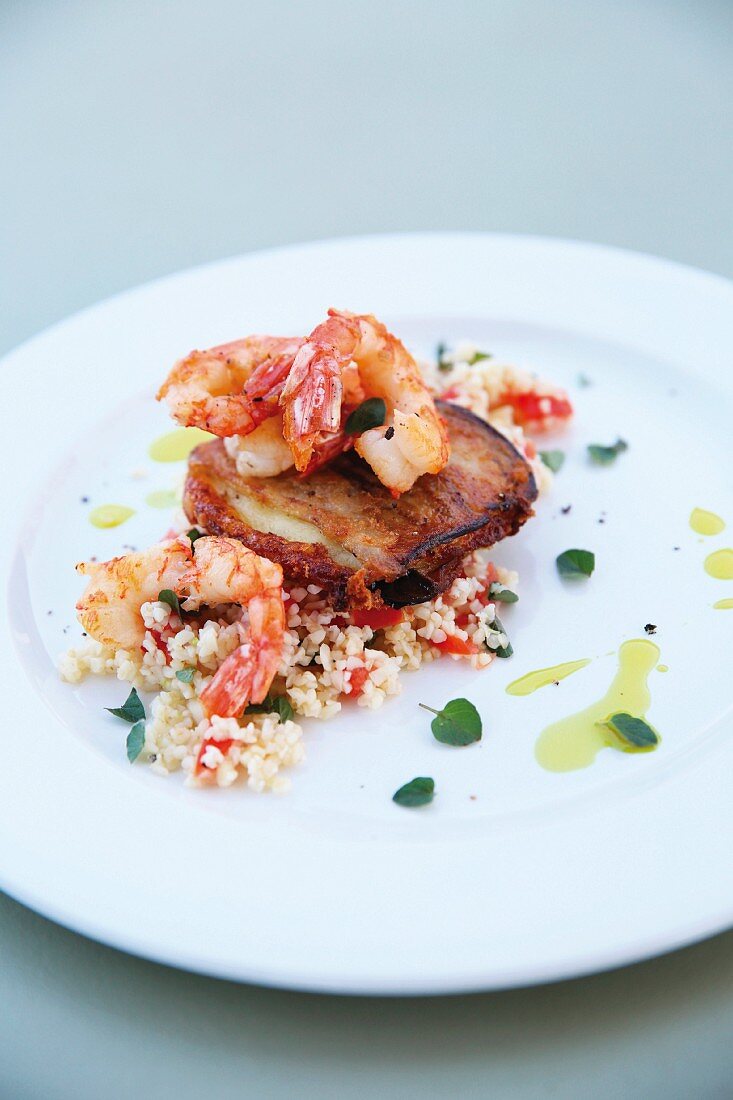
[704,549,733,580]
[89,504,135,529]
[506,659,591,696]
[689,507,726,536]
[534,639,661,772]
[145,489,178,509]
[149,427,213,463]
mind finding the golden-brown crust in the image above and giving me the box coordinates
[183,402,537,608]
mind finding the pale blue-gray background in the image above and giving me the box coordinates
[2,2,732,1097]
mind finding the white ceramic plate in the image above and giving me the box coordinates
[2,233,733,994]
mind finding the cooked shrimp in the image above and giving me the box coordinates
[224,414,295,478]
[157,336,303,437]
[280,310,450,493]
[76,536,285,717]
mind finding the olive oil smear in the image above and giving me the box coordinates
[535,639,660,772]
[145,489,178,509]
[149,427,214,463]
[689,508,726,536]
[704,548,733,580]
[89,504,135,529]
[506,659,591,696]
[714,598,733,610]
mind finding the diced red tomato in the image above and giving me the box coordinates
[499,390,573,427]
[347,666,370,697]
[434,635,479,656]
[148,629,171,665]
[351,607,406,630]
[472,563,499,607]
[439,386,460,401]
[484,562,499,587]
[195,737,235,776]
[525,439,537,459]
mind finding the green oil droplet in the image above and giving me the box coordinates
[689,508,725,536]
[535,638,660,772]
[149,427,214,462]
[713,598,733,610]
[704,549,733,580]
[89,504,135,529]
[656,663,669,672]
[506,658,591,696]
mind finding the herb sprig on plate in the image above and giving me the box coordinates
[345,398,386,435]
[556,549,595,579]
[588,439,628,465]
[419,698,482,746]
[393,776,435,808]
[599,712,659,750]
[245,694,294,723]
[105,687,147,763]
[538,450,565,473]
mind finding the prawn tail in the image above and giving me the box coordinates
[199,643,258,718]
[244,346,300,401]
[298,429,353,476]
[199,592,285,718]
[281,348,343,462]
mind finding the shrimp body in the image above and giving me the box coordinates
[280,310,449,493]
[76,536,285,717]
[224,414,296,478]
[157,336,303,437]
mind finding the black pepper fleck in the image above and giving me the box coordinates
[644,623,657,635]
[385,426,395,441]
[80,496,90,504]
[561,505,572,515]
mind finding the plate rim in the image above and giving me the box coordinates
[2,230,733,995]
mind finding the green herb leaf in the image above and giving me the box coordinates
[392,776,435,808]
[105,686,145,724]
[577,373,592,388]
[126,719,146,763]
[419,698,482,746]
[488,613,513,658]
[158,589,181,615]
[436,341,452,372]
[345,397,387,435]
[187,528,204,544]
[175,667,195,684]
[489,583,519,604]
[245,694,294,723]
[556,549,595,579]
[588,439,628,465]
[538,450,565,473]
[467,350,492,365]
[599,712,660,750]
